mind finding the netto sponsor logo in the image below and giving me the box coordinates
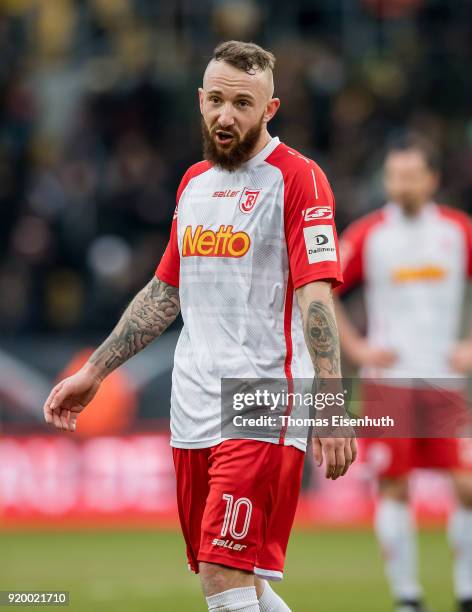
[182,225,251,258]
[392,265,447,283]
[212,538,247,551]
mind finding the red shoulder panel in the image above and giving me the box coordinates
[337,209,386,295]
[155,161,211,288]
[266,144,343,289]
[437,205,472,279]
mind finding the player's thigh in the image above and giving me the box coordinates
[199,562,254,597]
[415,389,472,505]
[255,444,305,581]
[449,438,472,507]
[363,437,414,481]
[172,446,211,572]
[415,437,466,470]
[361,383,414,494]
[198,440,303,577]
[362,382,413,434]
[415,387,471,437]
[452,470,472,508]
[378,474,409,501]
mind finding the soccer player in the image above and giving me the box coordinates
[336,135,472,612]
[43,41,357,612]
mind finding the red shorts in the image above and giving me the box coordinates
[172,439,305,580]
[362,383,472,478]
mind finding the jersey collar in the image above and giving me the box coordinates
[386,201,437,222]
[244,136,280,169]
[213,136,280,173]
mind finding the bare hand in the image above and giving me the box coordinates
[352,339,397,368]
[43,365,103,432]
[449,341,472,374]
[313,428,358,480]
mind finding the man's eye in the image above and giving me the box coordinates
[209,96,221,104]
[238,100,249,108]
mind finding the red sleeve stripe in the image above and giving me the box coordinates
[436,205,472,279]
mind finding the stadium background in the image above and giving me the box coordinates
[0,0,471,610]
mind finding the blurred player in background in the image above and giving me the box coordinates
[336,135,472,612]
[43,41,356,612]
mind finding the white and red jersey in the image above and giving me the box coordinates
[339,202,472,378]
[156,137,342,449]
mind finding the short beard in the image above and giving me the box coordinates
[398,195,425,217]
[201,116,264,172]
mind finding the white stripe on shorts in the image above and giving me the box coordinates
[254,567,283,581]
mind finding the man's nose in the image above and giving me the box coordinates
[218,103,235,128]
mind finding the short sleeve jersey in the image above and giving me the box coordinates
[338,202,472,378]
[156,137,343,449]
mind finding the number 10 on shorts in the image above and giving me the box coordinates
[221,494,253,540]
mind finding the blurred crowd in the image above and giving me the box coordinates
[1,0,471,335]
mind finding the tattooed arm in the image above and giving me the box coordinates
[89,277,180,378]
[43,276,180,432]
[296,280,357,479]
[296,280,340,378]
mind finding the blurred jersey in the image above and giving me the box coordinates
[339,202,472,379]
[156,137,342,450]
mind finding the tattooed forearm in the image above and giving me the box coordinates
[89,277,180,378]
[303,298,341,377]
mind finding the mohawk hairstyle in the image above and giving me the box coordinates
[212,40,275,75]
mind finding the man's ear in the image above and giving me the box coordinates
[198,88,204,115]
[264,98,281,124]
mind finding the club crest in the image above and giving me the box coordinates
[239,188,261,214]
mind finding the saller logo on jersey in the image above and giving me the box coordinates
[182,225,251,258]
[303,206,333,221]
[303,225,337,264]
[239,187,261,214]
